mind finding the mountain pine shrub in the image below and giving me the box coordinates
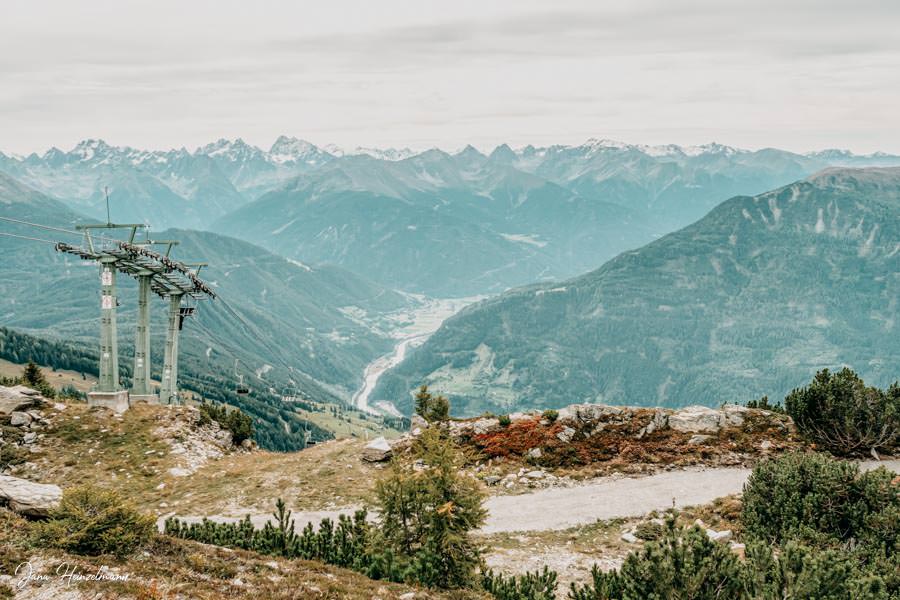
[784,368,899,456]
[32,487,155,557]
[741,452,898,546]
[198,401,254,445]
[414,385,450,423]
[22,361,55,399]
[374,426,487,589]
[482,566,558,599]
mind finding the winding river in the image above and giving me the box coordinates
[353,296,481,415]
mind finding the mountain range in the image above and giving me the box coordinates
[0,171,416,409]
[4,138,900,295]
[371,167,900,415]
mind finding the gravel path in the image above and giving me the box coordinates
[161,460,899,534]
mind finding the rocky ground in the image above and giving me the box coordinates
[3,387,897,598]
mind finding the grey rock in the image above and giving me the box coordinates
[10,411,32,427]
[527,447,542,459]
[484,476,501,486]
[720,404,748,427]
[621,532,639,543]
[669,406,722,433]
[362,436,393,462]
[472,417,500,435]
[0,474,62,517]
[0,386,43,416]
[706,529,733,543]
[556,426,576,443]
[23,432,37,444]
[525,470,545,479]
[759,440,773,451]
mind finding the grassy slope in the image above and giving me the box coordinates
[0,509,484,600]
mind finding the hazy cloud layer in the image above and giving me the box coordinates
[1,0,898,154]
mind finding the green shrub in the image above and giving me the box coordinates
[541,410,559,423]
[784,368,899,456]
[741,452,898,546]
[570,521,742,600]
[198,402,254,445]
[568,565,622,600]
[375,427,487,589]
[633,520,663,541]
[22,361,55,399]
[414,385,450,423]
[498,414,512,427]
[32,487,155,557]
[745,395,784,413]
[482,566,558,599]
[744,541,892,600]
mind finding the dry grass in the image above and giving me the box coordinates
[0,357,97,393]
[0,508,485,600]
[163,437,385,515]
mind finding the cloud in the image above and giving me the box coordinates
[0,0,898,154]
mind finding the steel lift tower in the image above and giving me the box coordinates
[72,222,145,411]
[131,239,179,403]
[56,235,216,411]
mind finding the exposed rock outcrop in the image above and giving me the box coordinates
[0,474,62,517]
[362,436,393,462]
[0,385,45,415]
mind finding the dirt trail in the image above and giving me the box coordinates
[161,460,899,534]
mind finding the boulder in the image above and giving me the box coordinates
[484,476,501,486]
[706,529,733,543]
[0,386,43,416]
[559,404,627,423]
[669,406,722,433]
[621,532,639,543]
[0,475,62,517]
[362,436,393,462]
[556,426,576,443]
[508,412,534,423]
[472,417,500,435]
[10,411,32,427]
[720,404,748,427]
[527,447,542,459]
[525,470,545,479]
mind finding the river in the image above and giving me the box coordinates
[353,296,482,415]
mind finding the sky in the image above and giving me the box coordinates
[1,0,899,155]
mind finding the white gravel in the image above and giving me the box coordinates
[161,460,899,534]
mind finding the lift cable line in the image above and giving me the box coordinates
[1,210,311,414]
[0,231,57,244]
[2,206,217,411]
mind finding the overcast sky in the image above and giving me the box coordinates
[2,0,898,155]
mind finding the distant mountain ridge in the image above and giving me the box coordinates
[370,167,900,415]
[0,171,415,410]
[3,137,900,295]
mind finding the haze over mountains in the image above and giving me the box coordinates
[2,137,900,421]
[0,171,416,410]
[4,137,899,295]
[372,167,900,415]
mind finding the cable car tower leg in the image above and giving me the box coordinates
[131,272,157,403]
[161,293,183,405]
[87,256,130,412]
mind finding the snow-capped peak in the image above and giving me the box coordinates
[70,139,114,162]
[324,144,419,161]
[197,138,266,161]
[268,136,331,165]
